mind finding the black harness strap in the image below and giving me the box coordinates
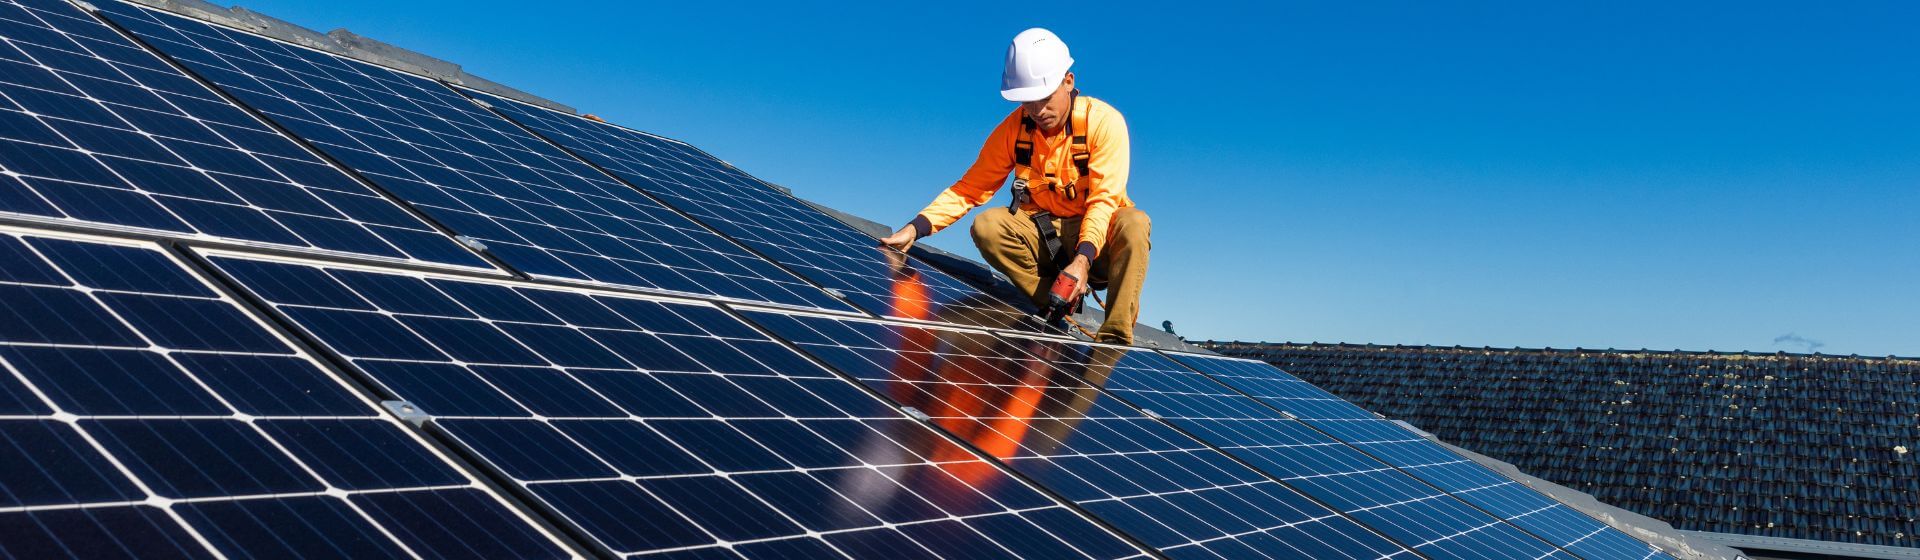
[1014,115,1035,167]
[1033,213,1064,269]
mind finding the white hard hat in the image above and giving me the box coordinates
[1000,28,1073,102]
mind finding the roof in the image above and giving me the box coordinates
[1205,341,1920,558]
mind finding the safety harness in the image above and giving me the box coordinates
[1011,89,1091,204]
[1005,89,1092,268]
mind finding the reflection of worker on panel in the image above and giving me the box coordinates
[880,28,1150,344]
[815,265,1019,516]
[814,266,1134,524]
[809,273,1030,523]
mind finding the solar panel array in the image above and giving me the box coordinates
[1165,353,1670,560]
[95,0,851,312]
[203,251,1146,559]
[466,88,1043,332]
[0,0,488,268]
[0,226,568,559]
[1016,340,1568,560]
[741,311,1419,560]
[0,0,1675,558]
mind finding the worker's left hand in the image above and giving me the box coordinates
[1061,254,1092,299]
[878,226,916,252]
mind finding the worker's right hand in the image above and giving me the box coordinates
[878,226,916,253]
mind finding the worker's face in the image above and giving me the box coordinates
[1020,72,1074,133]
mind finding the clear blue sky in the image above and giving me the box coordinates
[225,1,1918,356]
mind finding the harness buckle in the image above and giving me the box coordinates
[1007,178,1030,214]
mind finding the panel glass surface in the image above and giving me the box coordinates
[1166,352,1671,560]
[205,251,1144,560]
[0,0,487,268]
[1018,339,1577,559]
[95,0,852,312]
[471,89,1043,332]
[0,228,566,559]
[744,310,1420,560]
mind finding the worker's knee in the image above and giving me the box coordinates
[967,209,1029,245]
[970,210,1014,244]
[1109,208,1151,243]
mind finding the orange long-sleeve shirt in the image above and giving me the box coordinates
[913,95,1132,258]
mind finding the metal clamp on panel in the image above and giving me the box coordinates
[900,406,931,423]
[382,400,429,427]
[453,235,489,252]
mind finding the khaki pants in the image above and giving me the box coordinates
[970,207,1150,344]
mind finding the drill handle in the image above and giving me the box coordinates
[1050,272,1081,303]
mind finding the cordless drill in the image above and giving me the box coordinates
[1041,271,1083,325]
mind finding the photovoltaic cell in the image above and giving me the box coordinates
[204,251,1147,560]
[94,0,855,312]
[743,310,1420,560]
[470,89,1044,332]
[0,227,567,559]
[0,0,488,269]
[1165,352,1671,560]
[1011,339,1577,560]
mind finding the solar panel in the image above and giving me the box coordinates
[92,0,856,313]
[200,249,1147,560]
[0,0,490,269]
[0,226,569,559]
[741,310,1421,560]
[1165,352,1672,560]
[466,88,1046,333]
[1010,340,1583,559]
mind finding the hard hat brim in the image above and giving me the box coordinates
[1000,84,1056,103]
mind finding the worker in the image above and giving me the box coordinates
[878,28,1150,344]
